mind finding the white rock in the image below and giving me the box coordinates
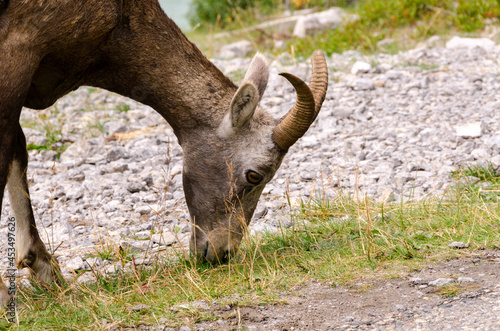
[446,36,495,50]
[59,138,93,164]
[429,278,455,287]
[65,257,86,271]
[219,40,253,59]
[449,241,469,249]
[135,205,151,215]
[491,155,500,170]
[104,264,122,275]
[471,148,490,161]
[351,61,371,75]
[346,78,375,91]
[457,277,475,283]
[66,186,84,200]
[455,122,487,138]
[292,15,321,38]
[293,7,345,38]
[136,230,151,240]
[386,70,404,80]
[151,232,177,246]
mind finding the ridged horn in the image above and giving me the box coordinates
[272,51,329,151]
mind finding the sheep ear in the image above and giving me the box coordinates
[229,82,259,129]
[219,53,269,134]
[242,53,269,100]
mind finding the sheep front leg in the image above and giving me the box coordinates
[7,125,62,285]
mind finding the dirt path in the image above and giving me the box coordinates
[195,250,500,330]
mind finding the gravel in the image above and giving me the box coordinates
[194,250,500,330]
[1,35,500,277]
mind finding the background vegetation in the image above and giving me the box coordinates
[188,0,500,57]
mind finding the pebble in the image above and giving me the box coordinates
[2,36,500,276]
[127,303,151,311]
[429,278,455,287]
[449,241,470,249]
[351,61,371,74]
[455,122,486,138]
[151,232,177,246]
[457,277,475,283]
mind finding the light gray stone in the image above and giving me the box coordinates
[151,232,177,246]
[127,303,151,311]
[457,277,475,283]
[219,40,253,59]
[429,278,455,287]
[347,78,375,91]
[292,8,345,38]
[491,155,500,170]
[351,61,371,75]
[136,230,151,240]
[455,122,487,138]
[446,36,495,50]
[449,241,470,249]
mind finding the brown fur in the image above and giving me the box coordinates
[0,0,327,304]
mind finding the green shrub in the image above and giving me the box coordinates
[188,0,356,28]
[189,0,280,27]
[358,0,452,28]
[455,0,500,31]
[291,0,500,57]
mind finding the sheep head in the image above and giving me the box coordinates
[183,51,328,263]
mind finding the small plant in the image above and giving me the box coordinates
[451,163,500,202]
[433,282,472,298]
[25,122,71,158]
[115,104,131,112]
[86,118,108,137]
[461,163,500,182]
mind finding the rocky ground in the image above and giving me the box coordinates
[194,250,500,330]
[1,34,500,328]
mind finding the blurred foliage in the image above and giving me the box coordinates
[189,0,357,28]
[188,0,500,57]
[455,0,500,31]
[291,0,500,56]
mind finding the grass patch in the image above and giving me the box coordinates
[115,104,131,113]
[1,165,499,328]
[290,0,500,57]
[24,121,71,159]
[188,0,500,58]
[452,163,500,203]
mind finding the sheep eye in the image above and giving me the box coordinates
[246,170,263,185]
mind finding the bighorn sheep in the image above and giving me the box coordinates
[0,0,328,305]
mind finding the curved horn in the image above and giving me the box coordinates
[272,51,329,151]
[309,51,329,119]
[272,73,316,150]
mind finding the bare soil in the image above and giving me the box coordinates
[195,250,500,330]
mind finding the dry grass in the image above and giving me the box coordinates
[1,163,498,328]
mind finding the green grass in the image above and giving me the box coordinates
[290,0,500,57]
[187,0,500,59]
[115,104,131,113]
[2,164,499,328]
[452,163,500,203]
[24,120,71,159]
